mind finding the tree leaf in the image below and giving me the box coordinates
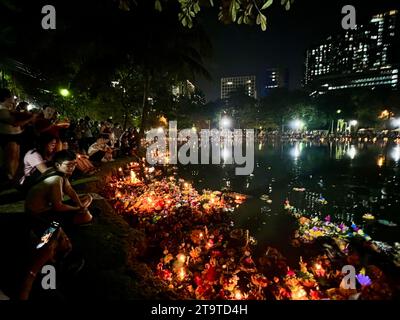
[285,0,291,10]
[230,0,237,22]
[261,0,273,10]
[238,15,243,24]
[261,14,267,31]
[182,17,187,27]
[256,13,261,25]
[155,0,162,12]
[209,0,214,6]
[246,3,253,15]
[194,2,201,13]
[261,18,267,31]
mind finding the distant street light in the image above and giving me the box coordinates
[336,109,342,114]
[349,120,358,127]
[290,119,305,130]
[59,88,70,97]
[220,116,231,128]
[391,118,400,128]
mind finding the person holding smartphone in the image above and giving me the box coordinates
[19,225,72,300]
[0,212,73,300]
[25,150,93,226]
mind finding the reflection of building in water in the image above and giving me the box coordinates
[335,143,347,160]
[289,189,355,223]
[289,191,326,215]
[329,143,357,160]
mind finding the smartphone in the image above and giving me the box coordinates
[36,221,60,249]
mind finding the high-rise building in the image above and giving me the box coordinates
[305,10,399,95]
[265,67,289,94]
[220,75,257,100]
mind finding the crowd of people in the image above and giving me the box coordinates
[0,87,141,300]
[0,88,141,190]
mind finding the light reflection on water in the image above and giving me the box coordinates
[178,141,400,254]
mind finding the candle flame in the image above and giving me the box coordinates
[234,290,242,300]
[178,268,186,281]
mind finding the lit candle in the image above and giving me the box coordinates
[234,290,243,300]
[178,268,186,281]
[177,254,186,263]
[313,263,325,277]
[291,287,307,300]
[130,170,136,183]
[377,156,385,168]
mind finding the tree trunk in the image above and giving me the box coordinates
[139,72,151,137]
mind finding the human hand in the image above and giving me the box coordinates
[79,194,93,209]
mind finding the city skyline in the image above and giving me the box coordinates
[220,75,257,101]
[196,0,400,102]
[305,10,399,95]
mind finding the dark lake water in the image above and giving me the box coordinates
[178,140,400,259]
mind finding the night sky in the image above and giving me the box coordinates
[196,0,400,101]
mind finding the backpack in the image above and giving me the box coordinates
[17,168,65,195]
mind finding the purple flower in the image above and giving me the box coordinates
[356,274,372,287]
[312,226,319,231]
[325,215,331,223]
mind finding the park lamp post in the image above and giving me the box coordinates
[349,120,358,134]
[290,119,305,132]
[220,116,232,129]
[391,118,400,128]
[59,88,71,97]
[58,88,71,116]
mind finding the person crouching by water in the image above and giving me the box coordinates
[25,150,93,226]
[88,134,115,163]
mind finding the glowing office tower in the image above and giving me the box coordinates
[305,10,399,95]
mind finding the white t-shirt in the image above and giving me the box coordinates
[20,149,46,184]
[0,104,22,135]
[88,142,107,156]
[25,175,65,214]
